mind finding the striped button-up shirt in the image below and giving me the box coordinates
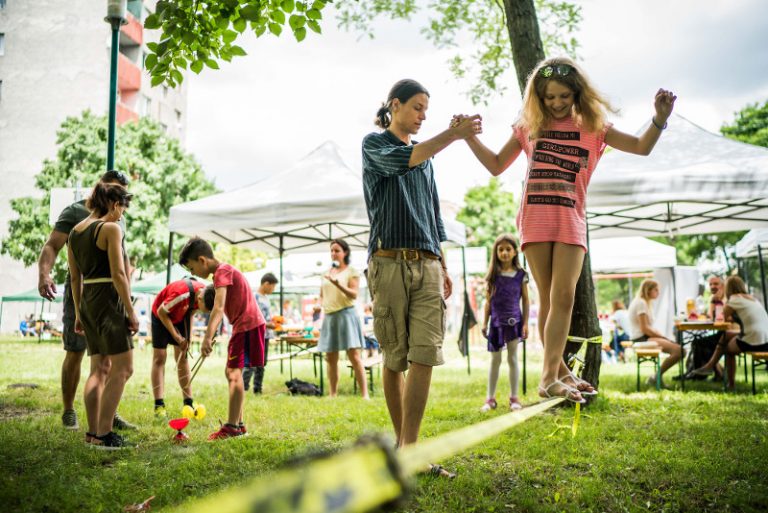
[362,130,447,258]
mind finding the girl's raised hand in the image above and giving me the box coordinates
[654,89,677,122]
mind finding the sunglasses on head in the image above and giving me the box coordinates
[539,64,573,78]
[102,170,130,187]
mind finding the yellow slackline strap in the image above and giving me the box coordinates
[566,335,603,344]
[398,398,565,477]
[82,277,113,285]
[165,399,566,513]
[165,436,403,513]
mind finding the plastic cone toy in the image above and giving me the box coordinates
[169,418,190,444]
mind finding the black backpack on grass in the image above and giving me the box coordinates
[285,378,322,396]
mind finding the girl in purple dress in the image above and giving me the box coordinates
[481,234,530,411]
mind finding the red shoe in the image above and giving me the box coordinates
[238,423,248,436]
[207,422,242,441]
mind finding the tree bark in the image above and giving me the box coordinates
[502,0,546,94]
[502,0,602,400]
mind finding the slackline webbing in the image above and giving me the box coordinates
[567,335,603,344]
[164,397,566,513]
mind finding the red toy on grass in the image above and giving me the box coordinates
[169,418,190,444]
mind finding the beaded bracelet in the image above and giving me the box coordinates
[651,117,668,130]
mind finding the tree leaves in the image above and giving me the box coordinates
[334,0,582,106]
[143,0,330,86]
[0,111,217,282]
[456,178,519,251]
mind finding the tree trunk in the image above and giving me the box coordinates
[502,0,546,94]
[502,0,602,400]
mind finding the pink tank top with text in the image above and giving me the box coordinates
[514,117,610,251]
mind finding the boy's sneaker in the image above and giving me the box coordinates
[91,431,135,450]
[509,396,522,411]
[62,409,79,430]
[479,398,498,412]
[154,406,167,420]
[113,413,137,430]
[208,422,242,441]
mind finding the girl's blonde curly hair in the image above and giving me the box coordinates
[519,56,617,138]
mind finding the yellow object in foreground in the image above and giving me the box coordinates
[181,405,195,419]
[165,398,566,513]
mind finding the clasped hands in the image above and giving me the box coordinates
[449,114,483,138]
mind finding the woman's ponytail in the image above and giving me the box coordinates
[375,103,391,128]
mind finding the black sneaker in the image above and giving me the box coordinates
[62,409,79,430]
[113,413,137,430]
[91,431,135,450]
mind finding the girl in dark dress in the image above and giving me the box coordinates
[68,182,137,449]
[480,234,530,411]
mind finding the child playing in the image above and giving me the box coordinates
[243,272,278,395]
[480,234,529,412]
[458,57,676,402]
[179,237,266,440]
[150,278,208,418]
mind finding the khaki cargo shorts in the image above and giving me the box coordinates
[367,253,446,372]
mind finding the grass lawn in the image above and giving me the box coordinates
[1,335,767,512]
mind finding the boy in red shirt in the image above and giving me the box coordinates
[150,278,207,418]
[179,237,266,440]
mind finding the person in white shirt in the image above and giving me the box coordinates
[692,275,768,389]
[627,279,683,386]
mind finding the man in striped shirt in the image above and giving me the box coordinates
[362,79,480,457]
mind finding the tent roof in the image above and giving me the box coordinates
[589,237,676,272]
[587,113,768,239]
[735,228,768,259]
[168,141,466,253]
[2,287,63,303]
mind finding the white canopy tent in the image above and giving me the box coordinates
[590,237,676,273]
[735,228,768,308]
[587,113,768,239]
[168,141,466,253]
[167,142,470,349]
[735,228,768,259]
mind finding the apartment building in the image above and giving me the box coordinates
[0,0,187,332]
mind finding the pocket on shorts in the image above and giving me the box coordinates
[373,305,396,349]
[440,298,447,336]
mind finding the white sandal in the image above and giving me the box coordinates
[564,370,598,396]
[538,379,586,404]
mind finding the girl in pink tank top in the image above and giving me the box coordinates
[457,57,676,402]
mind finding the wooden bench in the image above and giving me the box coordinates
[348,354,383,395]
[635,347,662,391]
[749,352,768,395]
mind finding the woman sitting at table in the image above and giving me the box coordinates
[692,275,768,390]
[628,279,683,387]
[317,238,369,398]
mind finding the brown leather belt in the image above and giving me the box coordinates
[374,249,440,261]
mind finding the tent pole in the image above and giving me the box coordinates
[758,245,767,310]
[166,232,175,285]
[279,234,285,317]
[461,246,470,375]
[670,268,679,317]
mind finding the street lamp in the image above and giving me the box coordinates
[105,0,127,171]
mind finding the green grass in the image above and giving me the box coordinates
[1,336,767,512]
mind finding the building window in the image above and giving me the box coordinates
[160,122,168,133]
[162,86,168,98]
[138,95,151,117]
[0,34,5,56]
[0,80,3,102]
[0,1,6,10]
